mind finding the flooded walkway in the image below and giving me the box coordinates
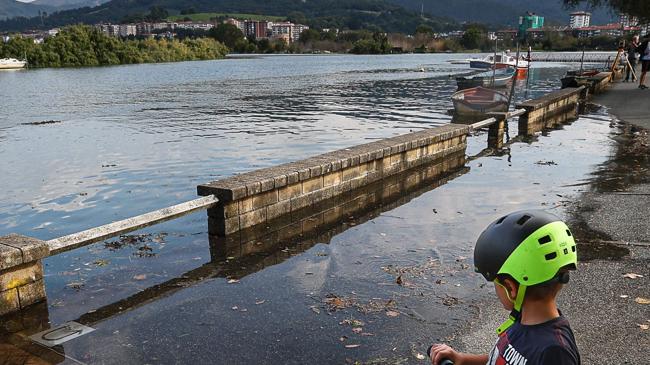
[0,55,629,364]
[1,111,618,364]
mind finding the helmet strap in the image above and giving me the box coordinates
[496,285,527,335]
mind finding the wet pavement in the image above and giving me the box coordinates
[456,87,650,365]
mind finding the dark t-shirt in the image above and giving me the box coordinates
[486,316,580,365]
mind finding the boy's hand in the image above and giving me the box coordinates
[428,344,460,365]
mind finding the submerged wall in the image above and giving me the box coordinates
[198,125,470,236]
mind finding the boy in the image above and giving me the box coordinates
[429,210,581,365]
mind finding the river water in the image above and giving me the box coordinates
[0,54,618,364]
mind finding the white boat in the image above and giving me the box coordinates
[0,58,27,70]
[448,58,478,65]
[470,52,529,70]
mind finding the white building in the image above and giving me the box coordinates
[291,24,309,43]
[118,24,137,37]
[569,11,591,29]
[619,13,639,27]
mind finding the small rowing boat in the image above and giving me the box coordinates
[456,67,515,90]
[451,87,509,117]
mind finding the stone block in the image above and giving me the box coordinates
[260,178,275,192]
[246,181,262,196]
[309,165,323,177]
[406,148,419,162]
[291,195,313,211]
[252,190,279,210]
[0,244,22,272]
[298,168,311,181]
[273,175,288,189]
[0,288,19,316]
[323,171,342,187]
[266,200,291,220]
[208,216,240,236]
[0,261,43,291]
[302,177,324,194]
[0,235,49,270]
[341,166,360,181]
[240,209,267,229]
[238,197,254,214]
[286,171,300,185]
[279,184,302,201]
[17,280,46,307]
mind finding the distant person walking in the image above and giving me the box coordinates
[625,35,640,82]
[638,34,650,89]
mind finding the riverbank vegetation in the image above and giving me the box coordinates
[0,25,228,68]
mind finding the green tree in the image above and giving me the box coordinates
[461,27,484,50]
[208,23,245,50]
[415,24,434,35]
[146,6,169,22]
[299,29,321,44]
[287,11,308,25]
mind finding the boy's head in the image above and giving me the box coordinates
[473,210,577,333]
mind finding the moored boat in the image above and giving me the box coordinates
[451,86,509,117]
[0,58,27,70]
[560,69,600,88]
[470,52,530,70]
[456,67,515,90]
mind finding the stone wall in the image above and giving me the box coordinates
[198,125,470,236]
[0,235,49,316]
[516,87,584,136]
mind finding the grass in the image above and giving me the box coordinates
[167,12,286,22]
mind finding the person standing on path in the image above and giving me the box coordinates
[625,35,640,82]
[637,34,650,89]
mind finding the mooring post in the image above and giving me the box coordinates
[487,117,506,149]
[0,234,50,316]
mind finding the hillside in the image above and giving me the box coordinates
[390,0,617,27]
[0,0,55,19]
[0,0,108,20]
[0,0,457,33]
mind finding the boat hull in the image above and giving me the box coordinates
[451,87,509,117]
[0,59,27,70]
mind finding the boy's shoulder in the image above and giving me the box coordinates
[490,316,580,365]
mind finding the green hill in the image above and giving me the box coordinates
[389,0,616,27]
[0,0,55,20]
[0,0,457,33]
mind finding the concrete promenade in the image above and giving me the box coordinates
[456,80,650,364]
[594,79,650,129]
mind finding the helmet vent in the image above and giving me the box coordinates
[563,248,569,255]
[496,216,508,224]
[538,235,552,245]
[516,215,531,225]
[566,229,572,237]
[545,252,557,260]
[571,245,576,252]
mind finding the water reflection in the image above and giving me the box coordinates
[0,155,468,364]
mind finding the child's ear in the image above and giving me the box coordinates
[504,278,519,299]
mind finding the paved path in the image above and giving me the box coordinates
[455,81,650,365]
[594,80,650,129]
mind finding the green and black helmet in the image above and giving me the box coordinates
[473,210,578,334]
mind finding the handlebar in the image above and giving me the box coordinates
[426,345,454,365]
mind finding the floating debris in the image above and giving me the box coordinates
[22,120,62,126]
[535,160,558,166]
